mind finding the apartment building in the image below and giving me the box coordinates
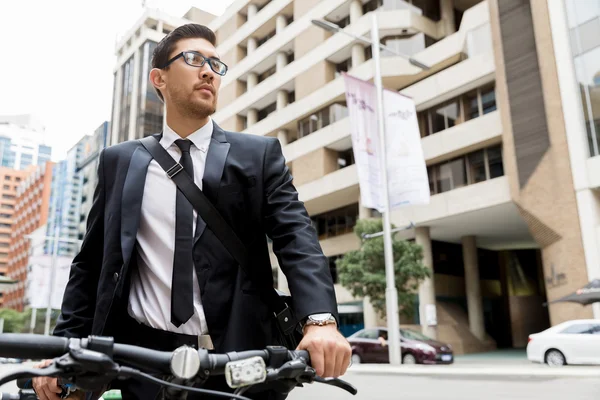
[4,162,54,311]
[109,0,600,354]
[0,169,29,278]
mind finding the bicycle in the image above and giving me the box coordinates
[0,333,357,399]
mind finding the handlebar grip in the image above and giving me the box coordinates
[0,334,69,360]
[16,378,32,389]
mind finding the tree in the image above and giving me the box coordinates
[0,308,60,333]
[336,219,431,321]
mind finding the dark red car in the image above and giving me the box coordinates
[348,327,454,365]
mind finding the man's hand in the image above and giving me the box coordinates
[32,359,62,400]
[297,324,352,378]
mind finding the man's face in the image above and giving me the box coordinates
[159,37,222,119]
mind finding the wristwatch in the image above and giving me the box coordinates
[302,313,337,333]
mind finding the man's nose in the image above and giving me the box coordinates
[200,64,214,81]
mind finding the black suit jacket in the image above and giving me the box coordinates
[54,122,338,352]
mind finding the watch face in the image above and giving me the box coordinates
[310,313,332,322]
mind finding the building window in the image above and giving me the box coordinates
[298,103,349,138]
[257,29,276,48]
[419,85,497,137]
[310,203,359,240]
[2,195,14,200]
[427,145,504,195]
[328,255,343,283]
[2,185,8,190]
[258,102,277,121]
[258,65,276,83]
[335,58,352,77]
[337,149,355,169]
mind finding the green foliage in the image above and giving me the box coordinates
[336,219,431,321]
[0,308,59,333]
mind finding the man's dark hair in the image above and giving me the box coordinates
[151,23,217,100]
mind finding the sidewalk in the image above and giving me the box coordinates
[348,350,600,379]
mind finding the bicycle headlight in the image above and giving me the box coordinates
[225,356,267,388]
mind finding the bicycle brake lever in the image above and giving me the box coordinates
[313,376,358,395]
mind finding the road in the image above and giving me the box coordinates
[287,372,600,400]
[1,362,599,399]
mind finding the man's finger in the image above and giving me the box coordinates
[48,377,62,393]
[333,342,348,377]
[307,338,325,377]
[322,339,337,378]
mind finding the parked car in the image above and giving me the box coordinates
[348,327,454,365]
[527,319,600,366]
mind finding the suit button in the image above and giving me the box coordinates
[113,272,119,282]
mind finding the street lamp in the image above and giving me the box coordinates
[310,19,431,70]
[312,14,429,365]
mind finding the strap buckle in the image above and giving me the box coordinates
[166,163,184,178]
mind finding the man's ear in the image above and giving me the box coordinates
[149,68,166,94]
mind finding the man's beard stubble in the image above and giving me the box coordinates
[169,85,216,120]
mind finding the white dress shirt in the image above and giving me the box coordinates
[128,118,213,335]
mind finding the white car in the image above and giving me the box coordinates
[527,319,600,366]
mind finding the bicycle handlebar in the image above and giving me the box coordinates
[0,333,356,399]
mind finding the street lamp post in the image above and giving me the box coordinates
[312,14,429,365]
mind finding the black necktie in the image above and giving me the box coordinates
[171,139,194,327]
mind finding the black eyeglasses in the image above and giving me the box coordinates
[160,51,228,76]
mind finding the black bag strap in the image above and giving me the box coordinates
[139,136,297,335]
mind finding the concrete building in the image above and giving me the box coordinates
[4,162,54,311]
[0,169,30,279]
[0,115,52,170]
[77,122,110,239]
[109,0,600,354]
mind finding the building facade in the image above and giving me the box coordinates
[0,115,52,170]
[109,0,600,354]
[0,169,29,279]
[77,121,110,239]
[45,137,89,257]
[4,162,53,311]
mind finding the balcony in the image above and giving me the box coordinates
[296,164,359,215]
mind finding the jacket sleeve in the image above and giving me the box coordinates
[53,149,106,338]
[261,138,339,323]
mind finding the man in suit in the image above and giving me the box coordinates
[32,23,351,400]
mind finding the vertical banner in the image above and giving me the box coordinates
[343,73,429,211]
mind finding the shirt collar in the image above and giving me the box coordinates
[162,118,214,153]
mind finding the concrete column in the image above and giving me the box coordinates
[350,0,363,24]
[276,90,289,110]
[157,20,164,34]
[351,44,365,68]
[110,67,123,145]
[247,109,258,126]
[128,48,141,141]
[277,130,288,146]
[416,226,437,339]
[462,235,485,341]
[276,52,289,72]
[247,72,258,91]
[358,194,370,219]
[363,296,378,328]
[276,14,288,34]
[440,0,456,36]
[247,3,258,20]
[247,37,257,55]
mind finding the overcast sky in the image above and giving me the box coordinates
[0,0,235,161]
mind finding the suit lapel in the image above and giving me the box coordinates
[194,122,230,245]
[121,143,154,267]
